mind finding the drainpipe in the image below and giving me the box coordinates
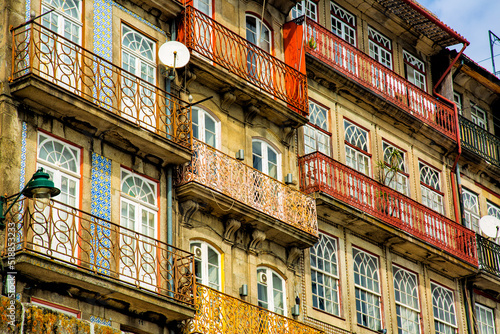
[432,42,469,226]
[167,165,173,246]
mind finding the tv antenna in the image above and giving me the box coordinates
[489,30,500,77]
[479,215,500,240]
[158,41,190,80]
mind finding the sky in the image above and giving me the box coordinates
[418,0,500,75]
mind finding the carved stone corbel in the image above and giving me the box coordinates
[223,218,241,244]
[287,247,302,269]
[281,126,295,147]
[245,103,259,125]
[248,229,266,253]
[180,200,199,228]
[182,68,197,90]
[221,90,236,111]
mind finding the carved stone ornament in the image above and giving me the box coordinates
[180,200,199,228]
[287,247,302,269]
[248,229,266,253]
[221,90,236,111]
[223,218,241,244]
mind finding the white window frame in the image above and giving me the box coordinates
[305,101,331,155]
[419,162,444,215]
[403,50,426,91]
[382,142,409,196]
[393,265,421,334]
[190,241,221,291]
[486,201,500,243]
[431,283,457,334]
[471,103,488,130]
[330,1,356,46]
[252,139,281,180]
[453,92,463,115]
[462,188,480,232]
[194,0,212,16]
[257,267,286,315]
[310,233,340,316]
[475,303,496,334]
[192,107,221,149]
[368,26,392,69]
[353,247,382,331]
[344,120,370,176]
[290,0,317,21]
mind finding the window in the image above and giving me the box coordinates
[290,0,317,21]
[121,25,156,129]
[253,139,280,179]
[193,107,220,148]
[246,15,271,83]
[381,142,409,196]
[462,188,480,232]
[120,169,158,287]
[310,233,340,316]
[344,120,370,175]
[190,241,221,290]
[330,2,356,46]
[453,92,463,115]
[471,104,488,130]
[36,133,81,259]
[419,162,443,214]
[431,283,457,334]
[31,298,81,318]
[393,266,420,334]
[304,101,331,155]
[403,51,426,91]
[476,304,496,334]
[353,248,381,331]
[368,27,392,69]
[257,267,286,315]
[42,0,82,42]
[486,201,500,242]
[194,0,211,16]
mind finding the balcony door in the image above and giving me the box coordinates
[35,133,81,263]
[40,0,82,93]
[120,169,158,290]
[121,25,157,131]
[344,120,371,204]
[246,15,271,86]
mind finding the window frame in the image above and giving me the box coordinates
[381,141,409,196]
[41,0,82,42]
[475,303,496,334]
[368,26,393,69]
[304,100,331,156]
[471,103,488,130]
[419,161,444,215]
[403,50,426,92]
[290,0,318,22]
[192,107,221,149]
[245,14,272,53]
[431,282,457,334]
[453,92,463,115]
[190,240,222,291]
[462,188,480,232]
[121,24,157,85]
[330,1,356,46]
[344,119,371,176]
[392,265,421,334]
[486,201,500,243]
[257,267,286,315]
[252,139,282,180]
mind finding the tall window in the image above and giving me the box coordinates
[42,0,82,41]
[453,92,463,115]
[253,139,280,179]
[246,15,271,83]
[193,107,220,148]
[419,162,443,214]
[190,241,221,290]
[475,304,496,334]
[382,142,409,196]
[403,51,426,91]
[304,101,331,155]
[486,201,500,242]
[194,0,211,16]
[257,267,286,315]
[310,233,340,316]
[353,248,381,331]
[368,27,392,69]
[393,266,420,334]
[462,188,480,232]
[120,169,158,286]
[330,2,356,46]
[344,120,370,175]
[431,283,457,334]
[290,0,317,21]
[471,104,488,130]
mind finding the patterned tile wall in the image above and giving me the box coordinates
[90,315,112,327]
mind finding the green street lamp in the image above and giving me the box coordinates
[0,168,60,228]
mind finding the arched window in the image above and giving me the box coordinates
[42,0,82,42]
[393,265,420,334]
[190,241,221,290]
[193,107,220,148]
[257,267,286,315]
[252,139,281,179]
[431,283,457,334]
[246,15,271,83]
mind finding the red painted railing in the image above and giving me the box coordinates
[179,6,308,116]
[298,152,478,266]
[305,19,456,140]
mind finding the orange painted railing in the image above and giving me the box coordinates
[305,18,456,140]
[183,285,325,334]
[298,152,477,266]
[179,6,308,116]
[176,140,318,237]
[10,22,192,148]
[2,197,196,306]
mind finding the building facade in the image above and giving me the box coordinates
[0,0,498,333]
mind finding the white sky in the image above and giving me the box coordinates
[418,0,500,74]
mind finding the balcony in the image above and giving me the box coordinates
[178,6,308,127]
[176,140,318,248]
[459,116,500,174]
[304,19,457,146]
[10,22,192,165]
[2,197,195,321]
[183,285,325,334]
[473,234,500,292]
[299,152,478,276]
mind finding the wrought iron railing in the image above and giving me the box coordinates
[298,152,478,266]
[460,116,500,167]
[2,197,195,306]
[304,18,456,140]
[183,285,325,334]
[477,234,500,277]
[176,140,318,237]
[10,22,192,149]
[179,6,308,116]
